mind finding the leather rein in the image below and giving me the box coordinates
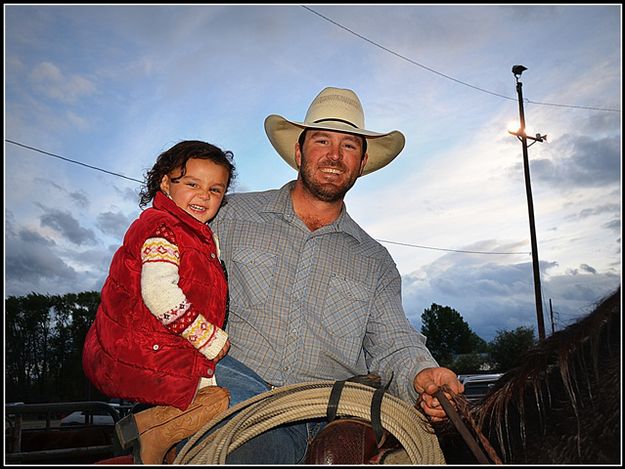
[434,389,502,464]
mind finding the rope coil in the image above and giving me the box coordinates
[174,380,446,464]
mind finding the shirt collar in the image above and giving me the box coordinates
[261,180,363,244]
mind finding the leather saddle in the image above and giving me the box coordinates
[304,417,405,464]
[303,374,407,464]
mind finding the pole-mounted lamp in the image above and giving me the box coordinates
[509,65,547,340]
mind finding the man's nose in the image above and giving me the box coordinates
[326,142,342,160]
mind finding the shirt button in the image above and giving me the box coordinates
[207,368,214,377]
[210,253,216,258]
[152,344,159,351]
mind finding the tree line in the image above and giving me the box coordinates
[421,303,536,373]
[5,292,106,404]
[4,292,535,404]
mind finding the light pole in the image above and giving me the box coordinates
[509,65,547,340]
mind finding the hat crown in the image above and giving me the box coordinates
[304,87,365,130]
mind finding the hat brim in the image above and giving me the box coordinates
[264,114,405,175]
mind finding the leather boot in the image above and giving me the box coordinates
[115,386,229,464]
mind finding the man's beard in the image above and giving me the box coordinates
[299,153,360,202]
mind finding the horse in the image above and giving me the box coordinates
[437,286,621,464]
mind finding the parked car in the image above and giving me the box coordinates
[460,373,503,404]
[60,409,115,426]
[60,402,124,426]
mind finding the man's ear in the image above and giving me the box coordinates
[359,153,369,176]
[294,143,302,169]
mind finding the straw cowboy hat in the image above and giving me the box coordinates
[264,87,406,175]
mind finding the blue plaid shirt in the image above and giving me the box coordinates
[210,181,438,404]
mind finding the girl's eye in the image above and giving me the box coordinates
[186,182,198,188]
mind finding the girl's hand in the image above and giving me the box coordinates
[214,339,230,361]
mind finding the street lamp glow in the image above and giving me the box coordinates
[507,121,522,135]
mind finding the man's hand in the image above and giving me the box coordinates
[413,367,464,422]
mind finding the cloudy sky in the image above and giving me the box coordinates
[4,4,621,342]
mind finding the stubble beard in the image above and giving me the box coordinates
[299,153,359,203]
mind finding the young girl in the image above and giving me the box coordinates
[82,140,236,464]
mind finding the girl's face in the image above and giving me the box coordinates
[160,157,229,224]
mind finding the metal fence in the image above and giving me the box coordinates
[5,401,132,464]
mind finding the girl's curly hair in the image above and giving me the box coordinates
[139,140,236,209]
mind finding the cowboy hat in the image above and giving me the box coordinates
[264,87,405,175]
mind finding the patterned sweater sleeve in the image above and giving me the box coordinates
[140,222,228,360]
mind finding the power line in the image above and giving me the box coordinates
[302,6,620,114]
[523,99,619,113]
[376,238,531,255]
[6,139,144,184]
[301,6,513,102]
[5,138,531,257]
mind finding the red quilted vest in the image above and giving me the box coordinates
[82,192,228,410]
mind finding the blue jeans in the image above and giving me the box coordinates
[178,356,325,464]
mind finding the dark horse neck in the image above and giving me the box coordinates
[437,287,620,465]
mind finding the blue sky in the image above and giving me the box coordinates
[4,4,621,342]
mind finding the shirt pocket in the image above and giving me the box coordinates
[322,273,370,338]
[230,248,277,307]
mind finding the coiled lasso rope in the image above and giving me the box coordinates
[174,380,446,464]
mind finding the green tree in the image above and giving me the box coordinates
[5,291,102,403]
[47,292,101,401]
[61,291,102,400]
[467,331,489,353]
[421,303,479,367]
[5,293,54,402]
[489,326,536,372]
[451,352,491,374]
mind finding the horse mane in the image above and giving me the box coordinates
[470,287,621,463]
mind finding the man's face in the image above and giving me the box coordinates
[295,129,368,202]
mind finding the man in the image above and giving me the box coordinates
[209,86,463,463]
